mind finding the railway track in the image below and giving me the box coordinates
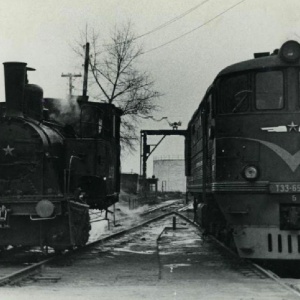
[1,199,300,300]
[0,199,185,286]
[178,208,300,299]
[253,263,300,298]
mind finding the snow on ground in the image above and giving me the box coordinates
[88,193,183,243]
[88,198,151,243]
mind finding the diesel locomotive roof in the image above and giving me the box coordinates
[217,40,300,77]
[217,54,282,77]
[187,41,300,129]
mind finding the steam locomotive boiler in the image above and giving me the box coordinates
[0,62,121,251]
[186,40,300,262]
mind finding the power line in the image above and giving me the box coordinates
[143,0,247,54]
[103,0,211,48]
[134,0,211,40]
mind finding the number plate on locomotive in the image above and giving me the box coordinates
[269,183,300,193]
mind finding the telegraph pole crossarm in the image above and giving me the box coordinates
[61,73,82,96]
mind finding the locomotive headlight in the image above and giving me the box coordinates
[243,166,259,181]
[36,200,55,218]
[279,40,300,62]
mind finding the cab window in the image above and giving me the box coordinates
[255,71,283,110]
[80,106,103,137]
[220,74,249,113]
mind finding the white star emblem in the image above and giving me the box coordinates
[3,145,14,156]
[287,121,299,132]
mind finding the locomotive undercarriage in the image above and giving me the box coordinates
[0,197,90,251]
[192,189,300,260]
[193,193,234,249]
[215,192,300,260]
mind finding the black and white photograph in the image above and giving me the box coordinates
[0,0,300,299]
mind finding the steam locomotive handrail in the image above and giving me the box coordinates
[67,155,81,195]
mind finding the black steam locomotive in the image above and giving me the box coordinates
[0,62,121,250]
[186,40,300,262]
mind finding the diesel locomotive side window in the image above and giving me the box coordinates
[220,74,249,113]
[255,71,283,110]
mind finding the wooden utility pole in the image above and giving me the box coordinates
[61,73,82,96]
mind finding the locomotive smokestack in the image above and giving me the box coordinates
[3,62,27,117]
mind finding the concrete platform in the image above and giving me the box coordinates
[0,215,298,300]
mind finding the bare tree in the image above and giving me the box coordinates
[73,23,161,151]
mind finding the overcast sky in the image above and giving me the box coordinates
[0,0,299,175]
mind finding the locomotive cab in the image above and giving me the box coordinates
[64,101,122,209]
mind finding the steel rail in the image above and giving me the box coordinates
[0,255,57,286]
[253,263,300,298]
[175,211,300,299]
[0,204,184,286]
[2,206,299,297]
[71,210,177,254]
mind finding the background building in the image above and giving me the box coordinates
[153,156,186,192]
[120,173,139,194]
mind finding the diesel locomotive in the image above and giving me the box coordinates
[186,40,300,262]
[0,62,121,251]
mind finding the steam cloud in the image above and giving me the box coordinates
[45,95,81,125]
